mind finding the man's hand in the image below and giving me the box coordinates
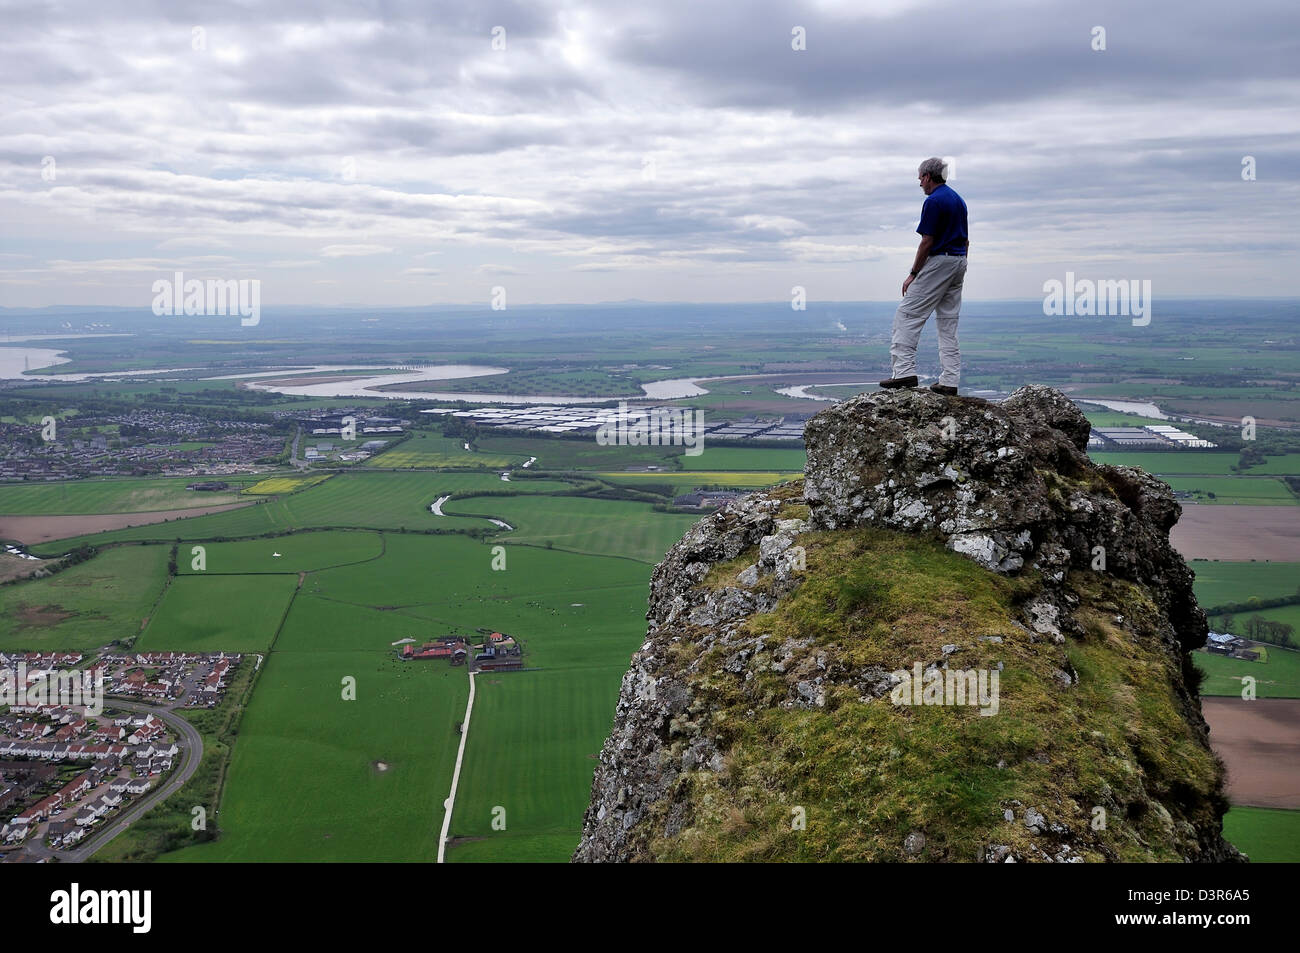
[905,236,933,296]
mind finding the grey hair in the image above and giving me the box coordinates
[918,157,946,183]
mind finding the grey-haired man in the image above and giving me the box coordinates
[880,157,968,396]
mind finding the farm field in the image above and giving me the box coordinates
[0,476,251,514]
[1162,475,1296,505]
[1189,560,1300,608]
[1240,453,1300,475]
[0,502,260,547]
[294,534,648,661]
[477,434,682,470]
[1209,604,1300,638]
[176,530,385,575]
[1170,505,1300,561]
[441,493,702,563]
[27,471,574,555]
[1202,698,1300,810]
[1159,395,1300,427]
[1079,410,1174,428]
[448,668,626,863]
[160,531,652,862]
[0,544,170,651]
[161,649,467,862]
[1194,647,1300,699]
[597,471,794,489]
[369,432,529,469]
[245,474,332,495]
[678,447,807,471]
[135,573,299,653]
[1222,807,1300,862]
[1087,452,1242,475]
[275,591,441,652]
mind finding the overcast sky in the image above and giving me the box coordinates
[1,0,1297,308]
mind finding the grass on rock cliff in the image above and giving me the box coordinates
[653,503,1224,862]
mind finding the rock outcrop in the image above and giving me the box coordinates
[574,386,1241,863]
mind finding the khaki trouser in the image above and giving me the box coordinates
[890,254,967,387]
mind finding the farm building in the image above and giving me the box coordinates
[474,654,524,672]
[472,633,524,671]
[402,638,469,664]
[1205,632,1262,661]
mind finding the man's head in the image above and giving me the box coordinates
[917,157,946,195]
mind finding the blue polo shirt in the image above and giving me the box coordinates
[917,183,968,256]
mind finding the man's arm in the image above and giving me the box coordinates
[909,235,935,276]
[901,235,934,296]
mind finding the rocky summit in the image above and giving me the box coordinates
[574,385,1242,863]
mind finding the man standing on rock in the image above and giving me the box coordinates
[880,157,968,396]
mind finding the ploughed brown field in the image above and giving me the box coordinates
[0,502,255,545]
[1202,697,1300,809]
[1170,504,1300,561]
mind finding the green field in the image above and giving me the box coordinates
[678,447,807,471]
[28,471,574,555]
[1088,452,1242,475]
[1189,560,1300,609]
[1223,806,1300,862]
[293,534,648,654]
[176,530,385,575]
[477,434,682,470]
[0,545,170,651]
[0,476,250,514]
[442,493,702,563]
[597,471,794,489]
[136,574,299,653]
[1210,604,1300,637]
[1163,476,1297,505]
[1240,453,1300,475]
[162,649,468,862]
[447,669,623,862]
[1193,647,1300,698]
[370,432,529,469]
[1080,410,1173,428]
[159,531,652,862]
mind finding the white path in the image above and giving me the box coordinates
[437,670,476,863]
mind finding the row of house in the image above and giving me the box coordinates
[1,755,127,846]
[0,652,84,668]
[100,652,240,706]
[0,741,131,761]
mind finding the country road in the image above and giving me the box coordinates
[289,425,307,469]
[22,699,204,863]
[437,670,476,864]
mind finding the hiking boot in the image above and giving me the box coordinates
[879,375,918,389]
[929,383,958,396]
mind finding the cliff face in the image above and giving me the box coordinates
[574,385,1242,863]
